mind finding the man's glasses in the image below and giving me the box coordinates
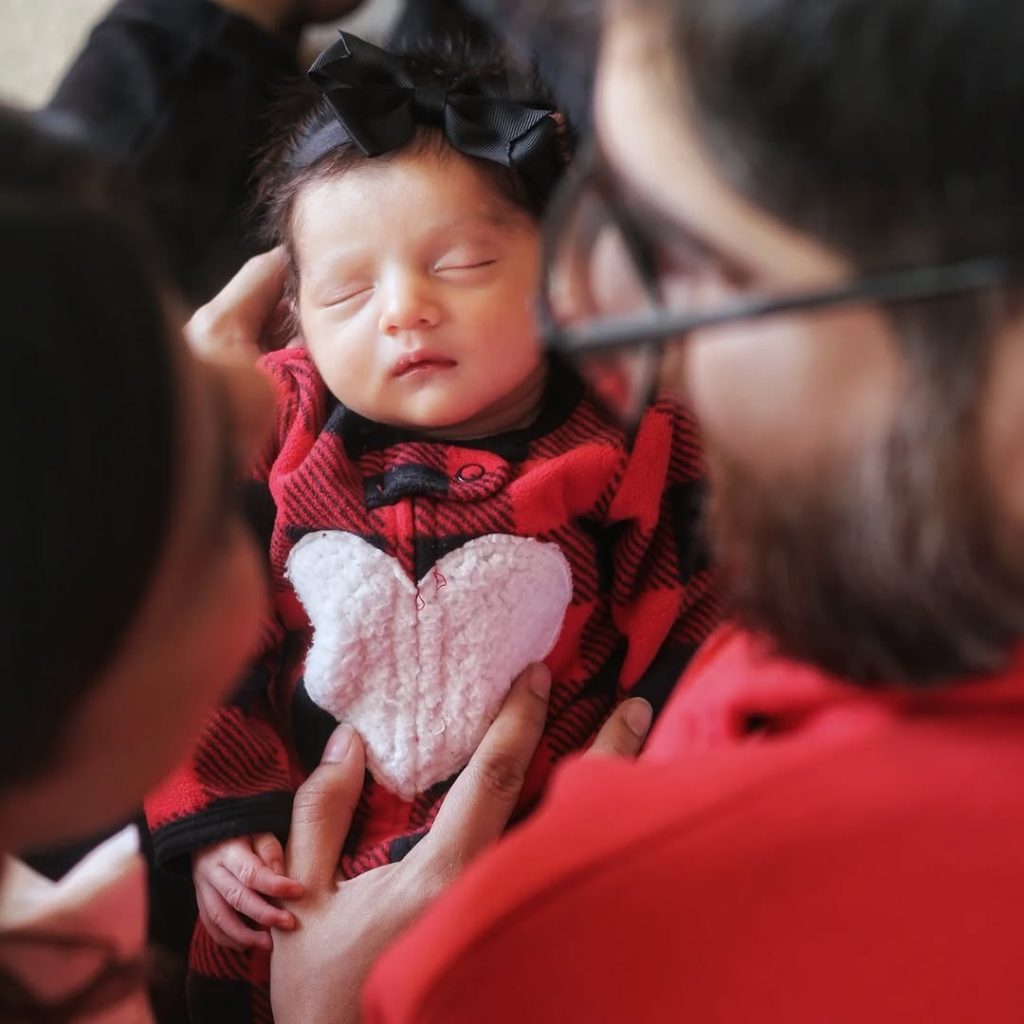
[538,142,1024,427]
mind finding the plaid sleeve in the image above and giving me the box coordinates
[143,352,312,871]
[606,399,721,712]
[143,666,295,872]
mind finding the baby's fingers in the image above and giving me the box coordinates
[253,832,287,876]
[198,886,272,952]
[224,845,304,900]
[212,864,298,931]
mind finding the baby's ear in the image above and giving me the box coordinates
[286,324,306,350]
[263,296,302,352]
[287,296,306,350]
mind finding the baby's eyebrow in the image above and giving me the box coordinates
[302,250,373,285]
[309,244,370,267]
[435,211,524,234]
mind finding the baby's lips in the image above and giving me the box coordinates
[392,351,457,376]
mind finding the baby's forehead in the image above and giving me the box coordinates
[291,151,532,249]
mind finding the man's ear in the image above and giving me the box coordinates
[980,310,1024,527]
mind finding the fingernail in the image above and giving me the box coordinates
[323,723,354,763]
[623,699,653,739]
[526,663,551,699]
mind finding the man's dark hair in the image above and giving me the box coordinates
[636,0,1024,684]
[651,0,1024,268]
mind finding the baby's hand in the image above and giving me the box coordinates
[192,833,304,951]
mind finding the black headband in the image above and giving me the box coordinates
[292,32,566,208]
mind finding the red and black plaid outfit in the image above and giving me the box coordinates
[145,349,719,1022]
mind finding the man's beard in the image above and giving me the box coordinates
[706,397,1024,686]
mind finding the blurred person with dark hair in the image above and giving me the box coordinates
[0,103,276,1021]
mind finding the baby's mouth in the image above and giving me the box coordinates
[392,353,457,377]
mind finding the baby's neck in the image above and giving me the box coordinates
[419,360,549,442]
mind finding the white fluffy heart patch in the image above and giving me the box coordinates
[286,532,572,800]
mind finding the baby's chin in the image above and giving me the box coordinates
[337,393,487,435]
[386,406,492,438]
[332,371,543,438]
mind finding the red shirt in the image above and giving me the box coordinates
[365,624,1024,1022]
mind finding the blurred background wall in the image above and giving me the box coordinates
[0,0,400,107]
[0,0,112,105]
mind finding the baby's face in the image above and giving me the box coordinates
[292,148,544,431]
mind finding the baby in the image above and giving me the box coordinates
[145,32,718,1023]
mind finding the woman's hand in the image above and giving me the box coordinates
[270,665,652,1024]
[185,247,290,362]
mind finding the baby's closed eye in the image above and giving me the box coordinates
[433,246,500,274]
[318,280,374,308]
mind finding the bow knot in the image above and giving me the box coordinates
[299,32,564,208]
[413,82,448,123]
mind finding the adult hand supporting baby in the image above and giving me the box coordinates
[185,247,289,361]
[271,665,653,1023]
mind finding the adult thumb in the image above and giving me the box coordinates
[285,724,365,892]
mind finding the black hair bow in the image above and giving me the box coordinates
[303,32,564,207]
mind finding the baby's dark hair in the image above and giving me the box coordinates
[253,39,569,266]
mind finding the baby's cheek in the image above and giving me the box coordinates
[327,372,388,421]
[310,331,378,405]
[485,316,543,367]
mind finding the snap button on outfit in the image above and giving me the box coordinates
[455,463,485,483]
